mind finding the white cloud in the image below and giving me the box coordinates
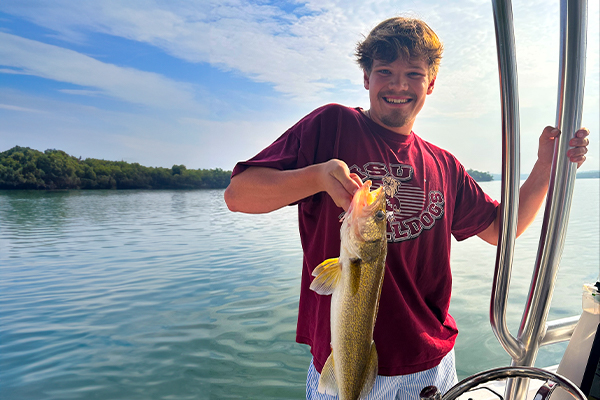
[0,31,199,110]
[0,0,597,172]
[0,67,31,75]
[1,0,596,108]
[0,103,48,113]
[58,89,104,97]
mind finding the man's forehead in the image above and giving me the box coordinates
[372,57,428,69]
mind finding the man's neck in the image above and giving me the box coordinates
[362,109,413,136]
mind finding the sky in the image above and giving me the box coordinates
[0,0,598,174]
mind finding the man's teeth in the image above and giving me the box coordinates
[384,98,410,104]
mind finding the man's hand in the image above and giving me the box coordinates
[478,126,591,245]
[318,159,363,211]
[538,126,590,168]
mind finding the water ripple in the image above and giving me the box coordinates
[0,189,309,399]
[1,182,597,397]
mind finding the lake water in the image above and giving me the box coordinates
[1,179,598,399]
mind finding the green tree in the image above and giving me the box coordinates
[467,169,494,182]
[171,164,186,175]
[0,146,231,190]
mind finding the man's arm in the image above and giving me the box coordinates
[224,159,363,214]
[477,126,590,245]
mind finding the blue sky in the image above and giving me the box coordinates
[0,0,598,173]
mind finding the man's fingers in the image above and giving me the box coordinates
[568,128,590,169]
[570,128,590,146]
[329,161,360,195]
[349,173,364,190]
[324,160,362,211]
[576,127,590,138]
[541,126,560,141]
[567,145,588,161]
[542,126,589,141]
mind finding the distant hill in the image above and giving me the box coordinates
[0,146,232,190]
[467,169,494,182]
[491,170,599,181]
[490,173,529,181]
[577,170,600,179]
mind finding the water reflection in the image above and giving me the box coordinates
[0,180,597,399]
[1,189,309,400]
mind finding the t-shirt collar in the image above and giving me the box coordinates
[356,107,415,145]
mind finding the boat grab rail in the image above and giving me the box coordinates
[489,1,587,400]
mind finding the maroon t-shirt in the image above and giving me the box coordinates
[232,104,499,375]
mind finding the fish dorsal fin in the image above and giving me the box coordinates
[317,353,338,396]
[358,341,378,400]
[309,258,341,295]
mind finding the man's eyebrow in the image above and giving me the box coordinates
[373,60,427,70]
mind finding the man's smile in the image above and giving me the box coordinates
[383,97,412,104]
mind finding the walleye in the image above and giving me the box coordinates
[310,180,388,400]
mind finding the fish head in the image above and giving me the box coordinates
[342,180,387,259]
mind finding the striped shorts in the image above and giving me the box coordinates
[306,349,458,400]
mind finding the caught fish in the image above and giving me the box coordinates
[310,180,388,400]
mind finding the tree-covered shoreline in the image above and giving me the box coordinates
[467,169,494,182]
[0,146,231,190]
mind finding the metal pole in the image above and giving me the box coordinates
[505,1,587,399]
[489,0,524,363]
[486,1,588,399]
[490,1,587,400]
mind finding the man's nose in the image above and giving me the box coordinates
[388,74,408,90]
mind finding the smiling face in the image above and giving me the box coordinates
[363,57,436,135]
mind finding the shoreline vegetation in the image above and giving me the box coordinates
[0,146,231,190]
[1,146,597,191]
[467,169,493,182]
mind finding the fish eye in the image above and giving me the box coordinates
[375,210,385,220]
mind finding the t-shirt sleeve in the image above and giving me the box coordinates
[451,165,499,241]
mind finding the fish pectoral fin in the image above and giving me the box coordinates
[317,353,338,396]
[309,258,342,295]
[358,341,378,400]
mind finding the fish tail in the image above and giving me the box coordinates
[358,341,378,400]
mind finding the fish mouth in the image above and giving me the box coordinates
[365,185,384,206]
[344,181,386,221]
[357,181,385,213]
[364,186,385,214]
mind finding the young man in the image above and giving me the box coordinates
[224,17,589,399]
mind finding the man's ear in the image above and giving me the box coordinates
[427,77,436,95]
[363,70,370,90]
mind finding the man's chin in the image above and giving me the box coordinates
[381,115,408,129]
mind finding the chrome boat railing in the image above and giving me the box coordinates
[489,1,588,400]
